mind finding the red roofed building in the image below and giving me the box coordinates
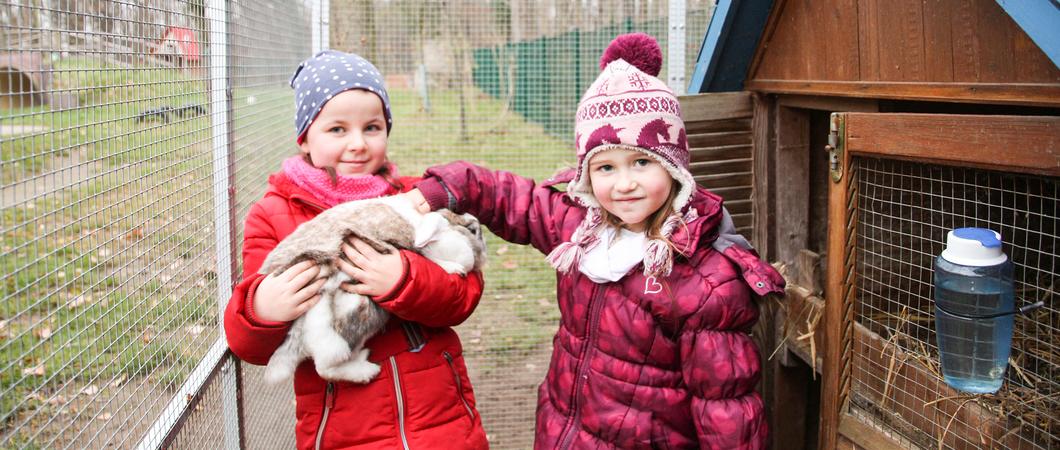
[154,26,200,66]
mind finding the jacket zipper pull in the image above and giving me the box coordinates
[325,382,336,409]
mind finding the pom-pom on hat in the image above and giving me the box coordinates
[547,33,697,279]
[291,50,392,144]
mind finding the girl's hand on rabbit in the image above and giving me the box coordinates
[403,189,430,214]
[338,238,404,298]
[254,260,326,322]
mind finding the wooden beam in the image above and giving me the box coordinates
[685,118,752,134]
[837,415,904,450]
[678,91,753,121]
[796,249,823,295]
[745,79,1060,107]
[820,113,857,450]
[776,94,880,113]
[773,362,814,450]
[843,113,1060,176]
[693,172,752,189]
[690,144,753,161]
[687,130,752,148]
[751,93,774,256]
[773,106,811,264]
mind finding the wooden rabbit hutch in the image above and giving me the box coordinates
[678,0,1059,448]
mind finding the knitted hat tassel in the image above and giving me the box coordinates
[546,207,603,273]
[642,207,698,277]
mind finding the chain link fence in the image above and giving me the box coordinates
[1,1,713,447]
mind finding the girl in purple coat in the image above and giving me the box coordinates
[404,33,785,449]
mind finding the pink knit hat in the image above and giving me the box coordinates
[547,33,697,278]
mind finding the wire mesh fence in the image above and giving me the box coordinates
[2,0,714,448]
[1,1,224,448]
[852,157,1058,449]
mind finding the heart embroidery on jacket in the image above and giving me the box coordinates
[644,276,663,295]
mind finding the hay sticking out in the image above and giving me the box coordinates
[865,289,1058,448]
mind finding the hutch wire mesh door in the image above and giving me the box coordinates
[820,113,1058,449]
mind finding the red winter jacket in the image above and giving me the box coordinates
[416,163,785,449]
[224,171,489,450]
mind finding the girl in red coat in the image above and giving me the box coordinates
[405,34,785,449]
[224,50,489,450]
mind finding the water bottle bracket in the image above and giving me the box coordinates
[935,301,1045,320]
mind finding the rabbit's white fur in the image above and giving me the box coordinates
[259,195,485,384]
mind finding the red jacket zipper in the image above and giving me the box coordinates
[315,382,335,450]
[443,351,475,420]
[557,284,606,449]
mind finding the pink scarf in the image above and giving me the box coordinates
[281,156,397,208]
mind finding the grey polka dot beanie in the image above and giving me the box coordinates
[290,50,392,143]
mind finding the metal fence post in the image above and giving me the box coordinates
[321,0,330,50]
[668,0,687,95]
[208,0,243,448]
[309,0,317,53]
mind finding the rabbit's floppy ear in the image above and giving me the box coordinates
[413,212,449,248]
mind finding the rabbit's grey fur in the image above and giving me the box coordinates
[260,196,485,384]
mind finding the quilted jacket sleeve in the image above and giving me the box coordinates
[223,201,291,366]
[679,268,768,449]
[372,250,484,328]
[416,161,574,255]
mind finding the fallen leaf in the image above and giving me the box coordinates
[501,260,519,270]
[45,395,66,406]
[187,325,205,336]
[97,413,112,421]
[495,245,509,255]
[66,295,92,309]
[35,326,52,340]
[125,228,143,241]
[80,385,100,396]
[111,374,127,387]
[22,365,45,376]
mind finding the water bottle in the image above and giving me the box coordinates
[934,228,1015,394]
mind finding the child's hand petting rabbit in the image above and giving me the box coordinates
[255,260,326,322]
[337,237,404,297]
[403,189,431,214]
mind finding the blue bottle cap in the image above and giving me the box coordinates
[941,228,1008,267]
[953,228,1001,248]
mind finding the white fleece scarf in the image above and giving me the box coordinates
[577,226,647,283]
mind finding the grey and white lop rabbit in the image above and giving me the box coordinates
[259,195,486,384]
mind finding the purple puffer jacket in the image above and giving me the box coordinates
[416,162,785,449]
